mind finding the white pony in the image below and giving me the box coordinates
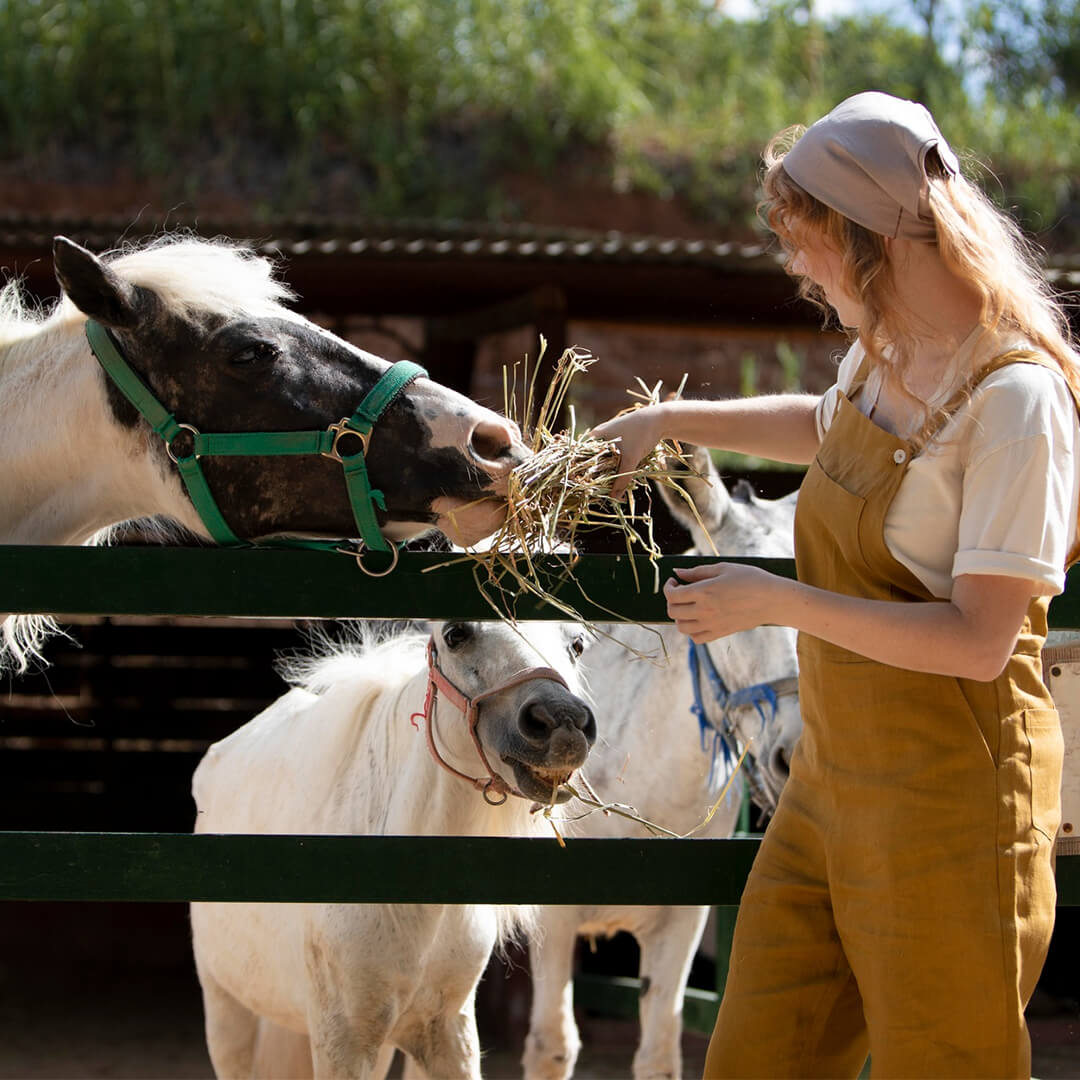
[0,235,526,671]
[190,618,596,1080]
[524,448,801,1080]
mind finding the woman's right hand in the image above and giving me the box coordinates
[590,404,667,500]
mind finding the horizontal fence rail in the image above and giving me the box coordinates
[0,546,798,621]
[0,834,764,904]
[1,545,1078,911]
[0,832,1075,904]
[2,544,1079,624]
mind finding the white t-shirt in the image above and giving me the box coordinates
[814,332,1080,599]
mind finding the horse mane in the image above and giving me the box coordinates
[0,233,298,675]
[0,273,55,367]
[277,622,429,695]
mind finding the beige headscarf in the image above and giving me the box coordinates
[782,91,959,243]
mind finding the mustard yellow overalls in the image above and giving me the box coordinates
[704,353,1067,1079]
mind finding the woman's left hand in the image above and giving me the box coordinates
[663,562,784,643]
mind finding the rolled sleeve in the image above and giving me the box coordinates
[954,430,1071,597]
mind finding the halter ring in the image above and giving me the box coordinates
[337,543,400,578]
[166,423,201,463]
[482,780,510,806]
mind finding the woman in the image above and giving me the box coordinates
[593,91,1078,1078]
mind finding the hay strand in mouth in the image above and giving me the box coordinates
[430,338,715,640]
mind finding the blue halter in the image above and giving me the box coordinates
[688,641,779,805]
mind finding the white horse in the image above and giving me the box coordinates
[524,448,802,1080]
[0,234,527,670]
[190,618,597,1080]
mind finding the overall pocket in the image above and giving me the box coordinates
[1024,707,1065,843]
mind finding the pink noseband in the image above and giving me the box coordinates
[411,636,570,805]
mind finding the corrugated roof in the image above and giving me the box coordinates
[0,211,785,272]
[7,211,1079,283]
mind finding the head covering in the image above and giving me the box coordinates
[782,91,959,243]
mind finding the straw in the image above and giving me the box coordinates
[429,338,715,639]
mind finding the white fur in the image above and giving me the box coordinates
[524,458,802,1080]
[0,237,296,671]
[191,621,592,1080]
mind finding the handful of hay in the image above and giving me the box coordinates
[438,339,711,626]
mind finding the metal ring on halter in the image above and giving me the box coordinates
[337,543,400,578]
[321,419,370,463]
[166,423,201,463]
[482,780,509,806]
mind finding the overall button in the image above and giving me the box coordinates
[893,448,908,464]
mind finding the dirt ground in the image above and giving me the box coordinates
[0,902,1075,1080]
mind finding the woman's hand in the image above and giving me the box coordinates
[663,562,786,643]
[590,405,666,500]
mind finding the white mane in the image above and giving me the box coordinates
[107,234,296,321]
[0,235,299,675]
[278,623,428,697]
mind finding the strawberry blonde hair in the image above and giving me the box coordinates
[760,124,1080,416]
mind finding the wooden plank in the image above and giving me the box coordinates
[0,546,1078,626]
[0,833,760,904]
[0,832,1074,906]
[0,548,793,621]
[0,706,257,740]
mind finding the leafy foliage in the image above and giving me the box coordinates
[1,0,1078,243]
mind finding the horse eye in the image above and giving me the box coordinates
[230,341,279,366]
[569,635,585,659]
[442,623,472,651]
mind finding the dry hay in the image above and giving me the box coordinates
[431,338,715,628]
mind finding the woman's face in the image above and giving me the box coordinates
[789,234,865,329]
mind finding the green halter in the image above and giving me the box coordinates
[85,319,426,576]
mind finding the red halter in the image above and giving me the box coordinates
[411,636,571,805]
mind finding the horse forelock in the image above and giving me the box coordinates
[108,234,296,321]
[0,235,296,383]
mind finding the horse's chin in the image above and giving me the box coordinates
[430,496,508,548]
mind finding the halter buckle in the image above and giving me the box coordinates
[322,419,370,463]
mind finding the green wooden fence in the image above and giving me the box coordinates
[1,546,1077,1034]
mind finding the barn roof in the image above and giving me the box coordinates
[6,212,1077,327]
[0,211,808,327]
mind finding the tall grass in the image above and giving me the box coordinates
[1,1,1076,233]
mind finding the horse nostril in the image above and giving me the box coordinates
[519,702,556,744]
[469,417,526,470]
[518,700,594,746]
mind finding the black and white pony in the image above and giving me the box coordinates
[0,234,526,670]
[524,447,802,1080]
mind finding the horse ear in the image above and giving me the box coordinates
[656,443,731,533]
[52,237,152,330]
